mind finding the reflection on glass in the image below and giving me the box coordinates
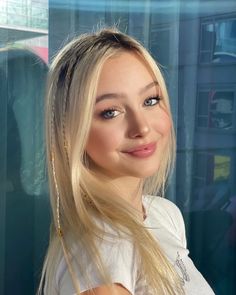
[0,0,48,30]
[196,90,234,130]
[215,19,236,60]
[214,155,231,182]
[191,150,232,217]
[200,17,236,63]
[210,92,234,129]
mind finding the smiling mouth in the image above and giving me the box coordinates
[123,142,157,158]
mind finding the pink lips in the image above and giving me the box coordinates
[124,142,157,158]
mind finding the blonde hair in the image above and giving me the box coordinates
[38,28,183,294]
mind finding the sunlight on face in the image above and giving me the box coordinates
[86,51,171,180]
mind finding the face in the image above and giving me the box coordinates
[86,51,172,180]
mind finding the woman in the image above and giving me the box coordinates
[38,28,215,294]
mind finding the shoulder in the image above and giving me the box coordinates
[56,224,138,294]
[143,195,187,248]
[144,195,182,223]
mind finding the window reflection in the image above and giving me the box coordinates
[0,47,49,294]
[196,90,235,130]
[0,0,48,30]
[214,155,231,182]
[200,16,236,63]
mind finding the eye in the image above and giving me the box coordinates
[144,96,161,107]
[100,108,120,119]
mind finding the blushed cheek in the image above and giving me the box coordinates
[86,128,121,157]
[163,119,172,135]
[154,113,172,136]
[158,113,172,135]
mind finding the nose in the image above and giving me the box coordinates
[127,111,150,138]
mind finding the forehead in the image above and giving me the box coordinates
[96,51,156,95]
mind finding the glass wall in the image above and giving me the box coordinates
[0,1,49,294]
[0,0,235,294]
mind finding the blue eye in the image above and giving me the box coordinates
[144,96,161,106]
[100,109,120,119]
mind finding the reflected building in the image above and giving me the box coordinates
[175,7,236,295]
[0,1,49,294]
[0,0,48,62]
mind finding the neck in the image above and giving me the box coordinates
[93,168,145,219]
[109,176,144,214]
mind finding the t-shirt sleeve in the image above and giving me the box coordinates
[57,234,138,295]
[151,197,188,249]
[161,198,188,248]
[174,204,187,249]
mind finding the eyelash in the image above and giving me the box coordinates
[100,95,162,120]
[100,108,119,120]
[144,95,161,106]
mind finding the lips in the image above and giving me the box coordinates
[123,142,157,158]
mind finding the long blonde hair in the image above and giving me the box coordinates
[38,28,183,294]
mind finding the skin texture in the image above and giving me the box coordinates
[81,284,131,295]
[84,52,172,294]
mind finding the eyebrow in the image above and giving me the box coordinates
[96,81,159,103]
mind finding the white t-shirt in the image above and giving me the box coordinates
[55,196,215,294]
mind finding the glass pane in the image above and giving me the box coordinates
[198,92,209,116]
[0,1,49,294]
[214,19,236,62]
[200,18,236,64]
[201,23,214,51]
[200,51,213,63]
[197,116,208,127]
[209,91,234,129]
[214,155,231,182]
[196,90,235,130]
[150,28,170,66]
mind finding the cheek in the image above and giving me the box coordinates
[86,124,122,157]
[153,111,172,136]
